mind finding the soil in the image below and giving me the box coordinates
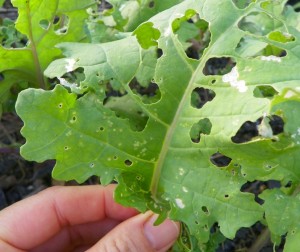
[0,0,297,251]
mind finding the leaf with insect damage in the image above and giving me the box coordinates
[16,0,300,250]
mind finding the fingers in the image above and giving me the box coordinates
[0,185,138,250]
[31,218,121,252]
[87,211,180,252]
[0,184,180,252]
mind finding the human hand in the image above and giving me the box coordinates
[0,185,179,252]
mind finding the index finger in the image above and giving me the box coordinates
[0,184,138,250]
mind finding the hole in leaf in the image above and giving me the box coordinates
[203,57,236,75]
[124,159,133,166]
[149,1,155,8]
[291,0,300,12]
[210,152,232,167]
[100,127,104,131]
[224,194,229,198]
[105,97,149,132]
[157,48,163,58]
[232,0,254,9]
[238,12,278,36]
[285,181,292,188]
[39,19,50,30]
[241,180,280,204]
[96,0,113,11]
[201,206,209,215]
[59,67,85,89]
[257,115,284,140]
[53,14,70,34]
[106,2,114,10]
[235,36,266,57]
[253,85,278,98]
[104,80,150,132]
[104,82,127,104]
[64,146,69,150]
[58,103,63,108]
[129,78,161,104]
[268,115,284,135]
[235,36,287,58]
[191,87,215,109]
[203,224,209,232]
[53,16,60,24]
[190,118,212,143]
[232,115,284,143]
[231,120,258,143]
[268,31,295,43]
[210,223,219,234]
[173,12,210,60]
[113,156,118,160]
[262,45,287,58]
[217,222,269,250]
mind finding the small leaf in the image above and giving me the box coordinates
[134,22,161,49]
[260,189,300,250]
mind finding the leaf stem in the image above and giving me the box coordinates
[149,6,248,199]
[25,1,46,89]
[150,50,207,200]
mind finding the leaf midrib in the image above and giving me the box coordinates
[25,1,46,89]
[149,4,248,200]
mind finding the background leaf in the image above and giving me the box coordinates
[0,0,95,113]
[86,0,183,43]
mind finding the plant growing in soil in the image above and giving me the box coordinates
[5,0,300,251]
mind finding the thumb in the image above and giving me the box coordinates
[88,211,180,252]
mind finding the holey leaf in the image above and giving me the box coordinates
[0,0,95,112]
[16,0,300,250]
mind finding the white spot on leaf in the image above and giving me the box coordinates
[58,77,80,91]
[182,187,188,193]
[284,90,296,98]
[261,55,281,63]
[164,27,171,37]
[275,194,284,200]
[65,58,76,72]
[179,167,185,176]
[175,198,185,209]
[222,67,247,93]
[66,131,72,137]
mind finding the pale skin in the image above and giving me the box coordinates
[0,185,180,252]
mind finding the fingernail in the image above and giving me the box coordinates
[144,214,179,250]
